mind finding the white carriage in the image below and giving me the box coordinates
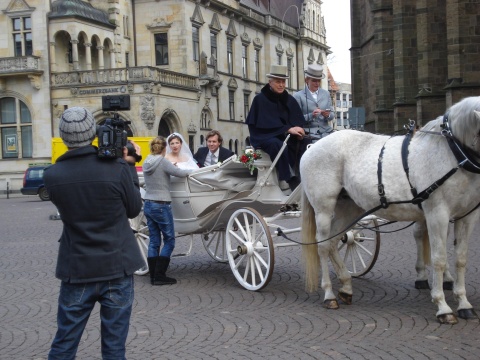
[130,142,381,291]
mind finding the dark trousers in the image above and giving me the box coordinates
[254,135,310,181]
[48,276,134,360]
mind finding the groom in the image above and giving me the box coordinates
[193,130,234,167]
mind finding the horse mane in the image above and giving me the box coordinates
[448,97,480,148]
[415,97,480,151]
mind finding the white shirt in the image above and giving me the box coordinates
[309,89,318,101]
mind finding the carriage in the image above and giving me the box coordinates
[129,139,381,291]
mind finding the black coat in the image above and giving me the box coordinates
[246,84,305,144]
[43,146,144,283]
[193,146,235,167]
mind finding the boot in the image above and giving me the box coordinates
[153,256,177,285]
[147,257,157,285]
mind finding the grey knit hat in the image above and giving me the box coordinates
[59,107,96,148]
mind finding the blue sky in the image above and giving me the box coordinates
[322,0,351,83]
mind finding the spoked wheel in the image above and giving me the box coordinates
[225,208,274,291]
[203,231,228,262]
[337,216,381,277]
[129,211,150,275]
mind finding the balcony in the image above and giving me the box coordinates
[0,55,42,75]
[0,56,43,89]
[51,66,199,92]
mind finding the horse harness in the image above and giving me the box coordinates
[377,112,480,219]
[278,112,480,245]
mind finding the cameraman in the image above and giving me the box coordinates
[44,107,144,360]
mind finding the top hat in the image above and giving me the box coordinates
[266,64,289,79]
[304,63,325,79]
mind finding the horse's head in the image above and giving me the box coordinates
[448,97,480,157]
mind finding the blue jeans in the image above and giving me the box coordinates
[143,200,176,258]
[48,275,134,360]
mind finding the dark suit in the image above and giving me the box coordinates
[193,146,235,167]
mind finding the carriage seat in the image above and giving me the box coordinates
[187,155,257,193]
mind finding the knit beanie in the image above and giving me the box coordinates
[59,107,96,148]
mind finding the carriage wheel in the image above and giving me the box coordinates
[337,217,380,277]
[225,208,274,291]
[129,211,150,276]
[203,231,228,263]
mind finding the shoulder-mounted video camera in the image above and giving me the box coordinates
[97,95,132,159]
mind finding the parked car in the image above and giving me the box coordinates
[20,165,50,201]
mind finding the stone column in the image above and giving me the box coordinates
[97,46,105,70]
[71,39,79,70]
[415,0,447,124]
[49,41,56,72]
[110,49,116,69]
[444,0,480,104]
[392,0,417,132]
[84,43,92,70]
[372,0,395,133]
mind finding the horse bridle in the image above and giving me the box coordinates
[377,111,480,216]
[439,112,480,174]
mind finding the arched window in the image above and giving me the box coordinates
[0,97,32,158]
[229,139,233,151]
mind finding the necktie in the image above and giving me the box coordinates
[210,153,216,165]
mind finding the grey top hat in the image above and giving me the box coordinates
[304,63,325,79]
[266,64,289,79]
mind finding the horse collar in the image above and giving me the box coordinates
[441,112,480,174]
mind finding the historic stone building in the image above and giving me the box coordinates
[0,0,331,193]
[351,0,480,134]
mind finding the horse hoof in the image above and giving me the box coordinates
[323,299,339,310]
[437,313,458,324]
[458,308,478,320]
[443,281,453,291]
[415,280,430,289]
[338,291,352,305]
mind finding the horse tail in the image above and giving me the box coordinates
[422,228,431,266]
[301,187,320,293]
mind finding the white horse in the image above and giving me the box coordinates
[300,96,480,324]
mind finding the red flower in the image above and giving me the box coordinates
[240,154,248,163]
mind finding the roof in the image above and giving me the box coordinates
[49,0,114,28]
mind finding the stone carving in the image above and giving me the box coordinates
[141,95,156,130]
[143,82,155,93]
[241,32,251,44]
[146,18,173,30]
[188,120,197,133]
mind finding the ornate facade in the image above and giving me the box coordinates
[0,0,331,192]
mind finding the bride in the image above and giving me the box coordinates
[165,133,199,170]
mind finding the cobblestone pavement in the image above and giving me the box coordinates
[1,196,480,360]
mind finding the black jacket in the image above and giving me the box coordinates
[43,146,144,283]
[246,84,305,144]
[193,146,235,167]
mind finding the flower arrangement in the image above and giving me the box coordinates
[239,149,262,174]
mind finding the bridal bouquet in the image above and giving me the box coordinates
[239,149,262,175]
